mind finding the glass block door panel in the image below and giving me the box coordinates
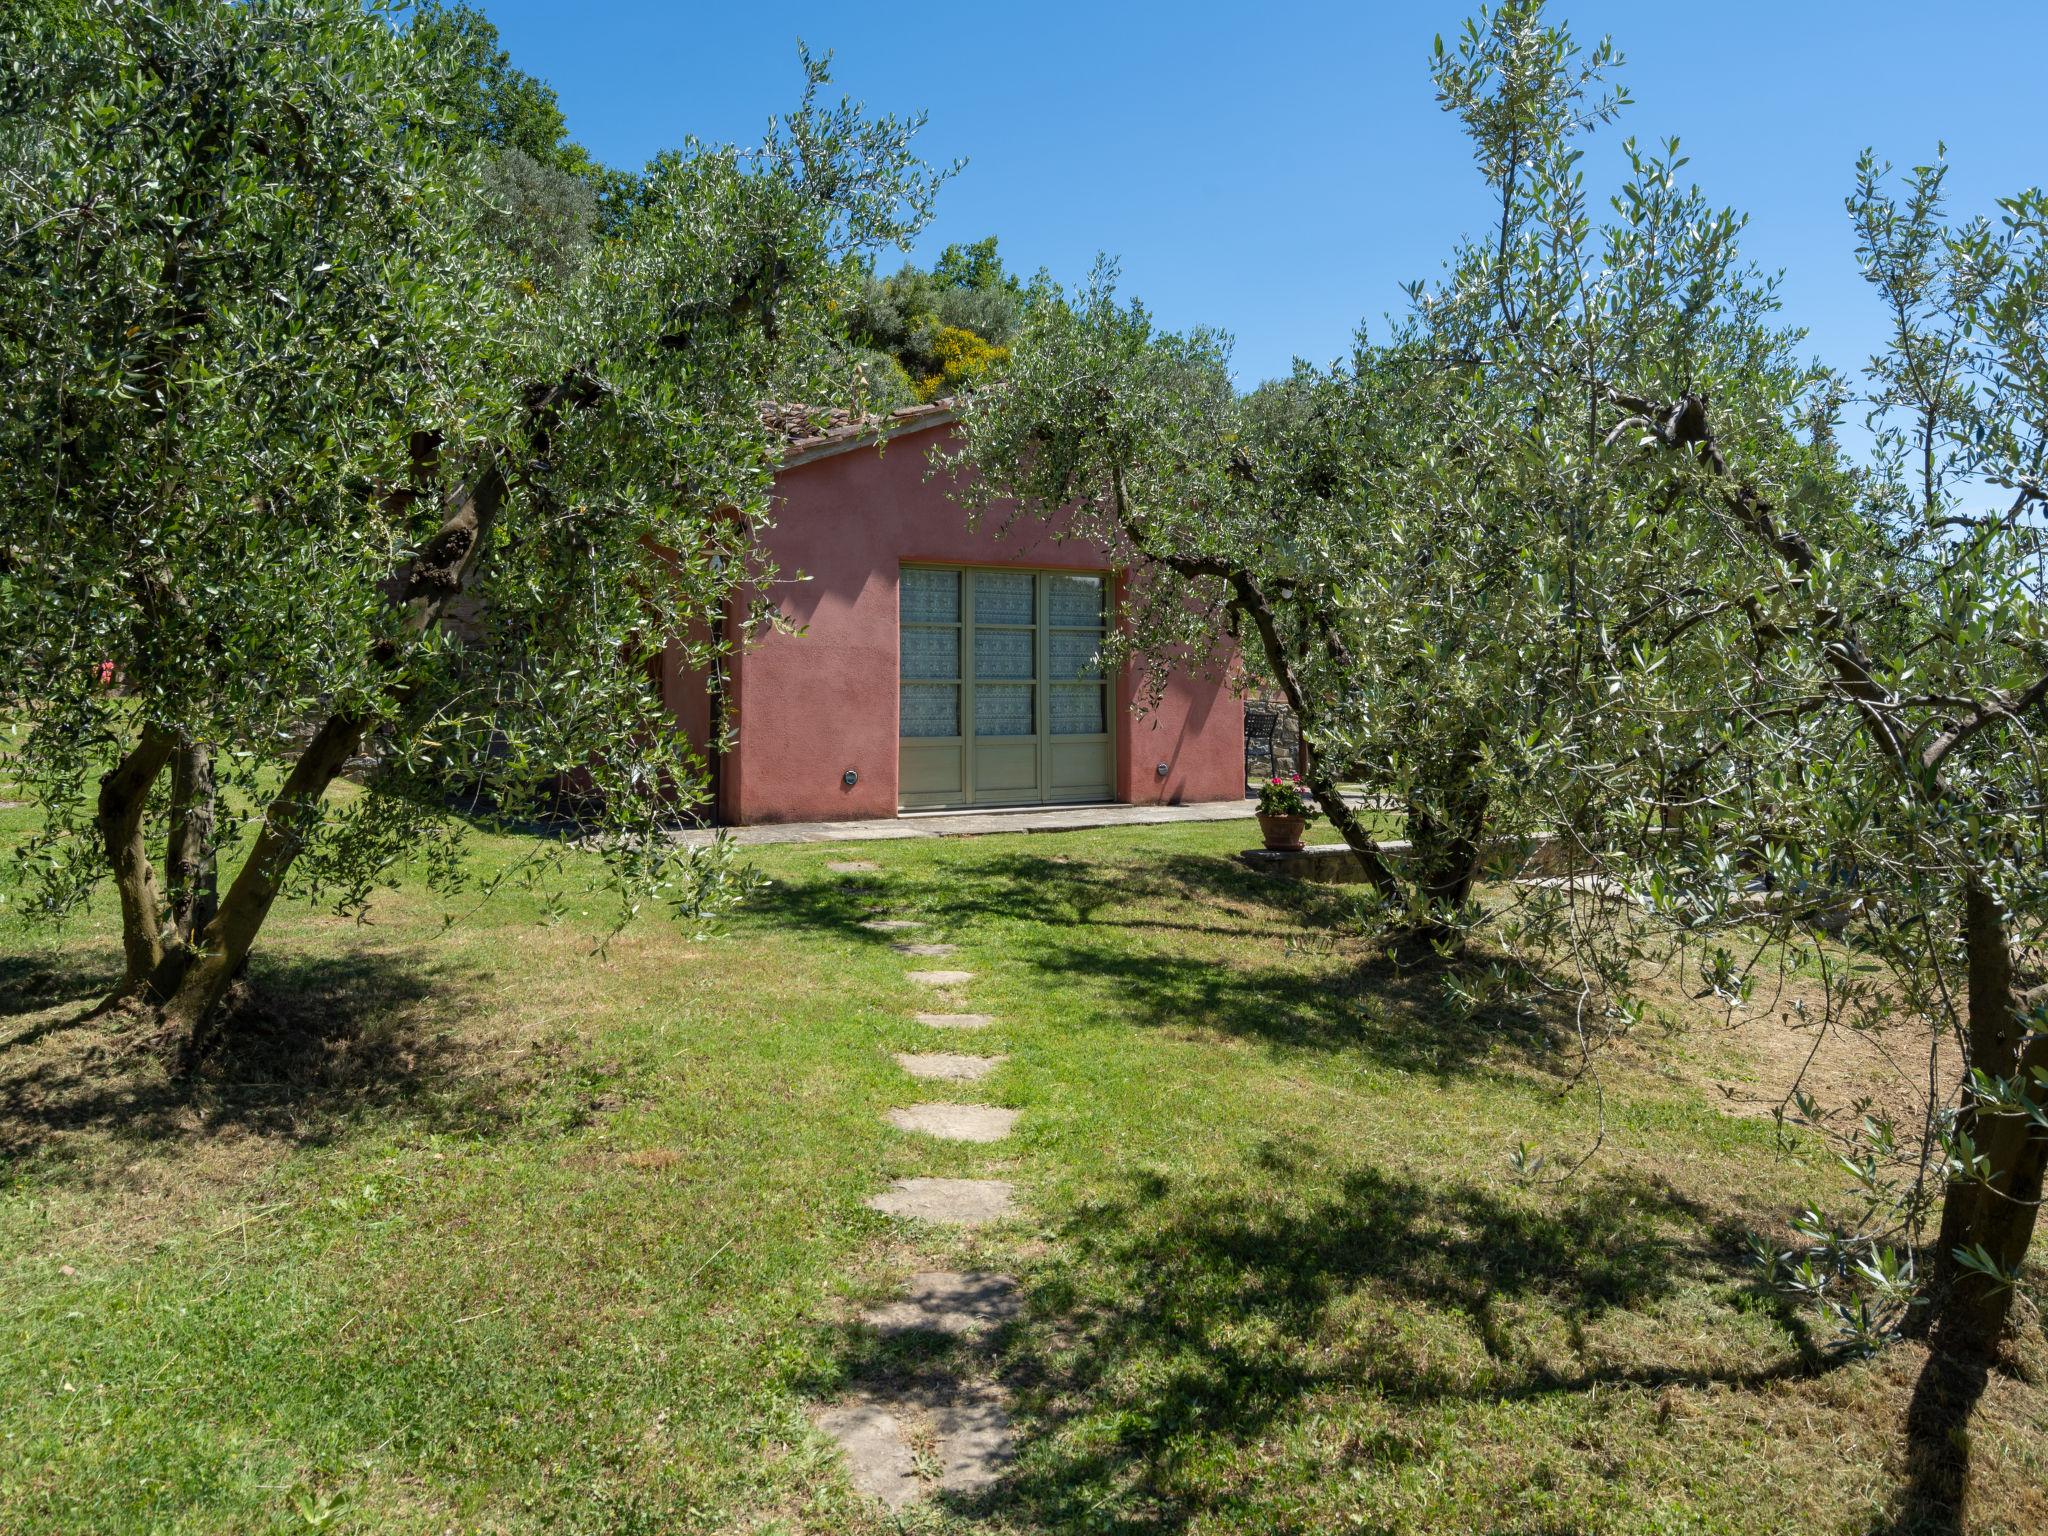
[974,627,1035,680]
[1049,629,1104,681]
[1050,683,1106,736]
[901,573,962,823]
[1046,571,1108,746]
[901,626,960,681]
[1048,574,1105,628]
[899,571,962,742]
[902,565,1114,808]
[973,570,1035,625]
[899,567,966,804]
[901,683,960,737]
[974,684,1035,737]
[901,567,961,623]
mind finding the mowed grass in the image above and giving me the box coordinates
[2,798,2044,1535]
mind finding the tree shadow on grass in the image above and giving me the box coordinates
[757,848,1559,1079]
[754,847,1364,948]
[0,951,124,1050]
[1,946,522,1187]
[1869,1343,1996,1536]
[796,1154,1832,1531]
[1021,931,1560,1078]
[987,1158,1828,1533]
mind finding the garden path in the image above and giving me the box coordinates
[812,863,1026,1510]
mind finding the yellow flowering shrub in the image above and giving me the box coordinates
[915,324,1009,401]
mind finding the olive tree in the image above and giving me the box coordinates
[1583,169,2048,1371]
[943,281,1450,913]
[1401,3,2048,1379]
[0,0,944,1055]
[943,4,1806,953]
[1406,12,2048,1422]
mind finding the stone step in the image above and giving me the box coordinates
[859,1271,1020,1337]
[891,941,958,957]
[893,1051,1004,1082]
[865,1177,1015,1226]
[811,1395,917,1509]
[814,1379,1016,1508]
[827,860,881,874]
[906,969,974,988]
[930,1383,1014,1497]
[915,1012,994,1030]
[859,918,923,932]
[886,1103,1018,1143]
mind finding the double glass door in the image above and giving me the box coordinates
[898,566,1113,809]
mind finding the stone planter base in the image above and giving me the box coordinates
[1238,844,1369,885]
[1239,832,1578,888]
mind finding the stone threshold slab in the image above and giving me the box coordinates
[670,798,1255,848]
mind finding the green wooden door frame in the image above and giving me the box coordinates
[898,564,1112,811]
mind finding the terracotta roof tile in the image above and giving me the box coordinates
[758,397,958,458]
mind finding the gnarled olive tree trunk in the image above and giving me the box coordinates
[1912,881,2048,1362]
[165,740,218,945]
[95,729,177,999]
[1405,743,1491,918]
[99,437,517,1062]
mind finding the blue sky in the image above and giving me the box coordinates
[482,1,2046,391]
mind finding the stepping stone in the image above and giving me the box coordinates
[859,1271,1021,1337]
[917,1013,994,1031]
[891,941,958,957]
[907,970,974,988]
[865,1178,1016,1226]
[812,1394,918,1510]
[886,1103,1018,1143]
[828,860,880,874]
[933,1383,1016,1496]
[859,918,923,932]
[894,1051,1004,1082]
[813,1380,1017,1508]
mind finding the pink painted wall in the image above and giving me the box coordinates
[1113,618,1245,810]
[663,421,1243,824]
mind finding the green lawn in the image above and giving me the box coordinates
[2,803,2043,1534]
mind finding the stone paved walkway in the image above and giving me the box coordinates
[859,1271,1020,1337]
[673,797,1252,847]
[811,1396,919,1509]
[816,868,1029,1509]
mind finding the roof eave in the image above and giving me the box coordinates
[777,406,960,470]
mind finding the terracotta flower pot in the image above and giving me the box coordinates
[1258,813,1307,851]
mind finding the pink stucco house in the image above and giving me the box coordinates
[658,401,1245,825]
